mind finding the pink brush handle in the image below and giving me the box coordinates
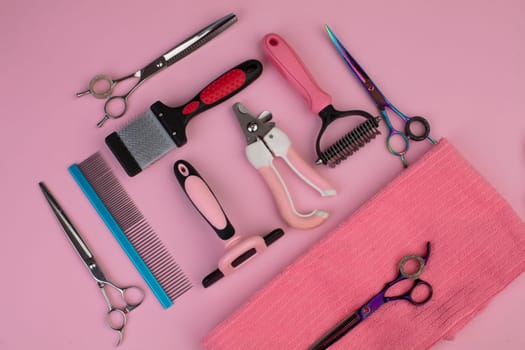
[174,160,235,240]
[258,166,328,229]
[263,33,332,114]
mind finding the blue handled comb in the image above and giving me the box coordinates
[69,153,192,308]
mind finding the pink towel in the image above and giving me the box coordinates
[203,139,525,350]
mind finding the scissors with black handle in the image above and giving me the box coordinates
[309,242,433,350]
[39,182,145,346]
[325,25,437,167]
[76,13,237,127]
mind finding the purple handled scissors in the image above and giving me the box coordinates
[325,25,437,167]
[309,242,433,350]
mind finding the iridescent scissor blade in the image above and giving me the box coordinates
[39,182,94,262]
[164,13,238,65]
[324,25,387,108]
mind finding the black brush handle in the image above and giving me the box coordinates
[153,59,263,147]
[202,228,285,288]
[263,228,285,245]
[174,160,235,241]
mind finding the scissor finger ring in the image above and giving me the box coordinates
[386,131,410,156]
[83,74,116,98]
[399,254,425,279]
[405,116,431,141]
[96,96,129,127]
[106,307,127,331]
[122,286,145,312]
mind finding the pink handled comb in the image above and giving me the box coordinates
[173,160,284,288]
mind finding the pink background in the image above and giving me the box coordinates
[1,0,524,349]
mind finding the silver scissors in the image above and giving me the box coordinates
[39,182,145,346]
[76,13,237,127]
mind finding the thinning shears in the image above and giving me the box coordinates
[325,25,437,167]
[77,13,237,127]
[39,182,145,346]
[310,242,433,350]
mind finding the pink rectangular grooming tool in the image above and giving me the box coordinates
[203,139,525,350]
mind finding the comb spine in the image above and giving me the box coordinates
[68,164,174,309]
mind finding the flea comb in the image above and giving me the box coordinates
[68,153,192,308]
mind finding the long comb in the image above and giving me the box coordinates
[68,152,192,308]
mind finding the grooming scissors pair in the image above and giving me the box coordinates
[39,182,145,346]
[77,13,237,127]
[310,242,433,350]
[325,25,437,167]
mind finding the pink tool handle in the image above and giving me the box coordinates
[174,160,235,240]
[263,33,332,114]
[285,147,336,197]
[218,235,268,276]
[259,127,336,196]
[258,166,328,229]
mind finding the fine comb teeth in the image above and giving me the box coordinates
[69,153,192,308]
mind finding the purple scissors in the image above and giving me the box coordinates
[309,242,433,350]
[325,25,437,168]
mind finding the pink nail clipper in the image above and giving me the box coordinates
[232,102,336,229]
[174,159,284,288]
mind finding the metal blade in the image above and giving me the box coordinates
[325,24,388,109]
[164,13,238,65]
[39,182,94,262]
[232,102,275,145]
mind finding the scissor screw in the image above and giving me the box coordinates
[156,62,164,68]
[247,122,258,133]
[158,113,163,117]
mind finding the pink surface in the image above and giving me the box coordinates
[204,139,525,349]
[1,1,524,349]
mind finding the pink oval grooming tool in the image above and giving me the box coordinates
[174,160,284,288]
[263,33,381,168]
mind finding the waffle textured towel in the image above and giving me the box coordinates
[203,139,525,350]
